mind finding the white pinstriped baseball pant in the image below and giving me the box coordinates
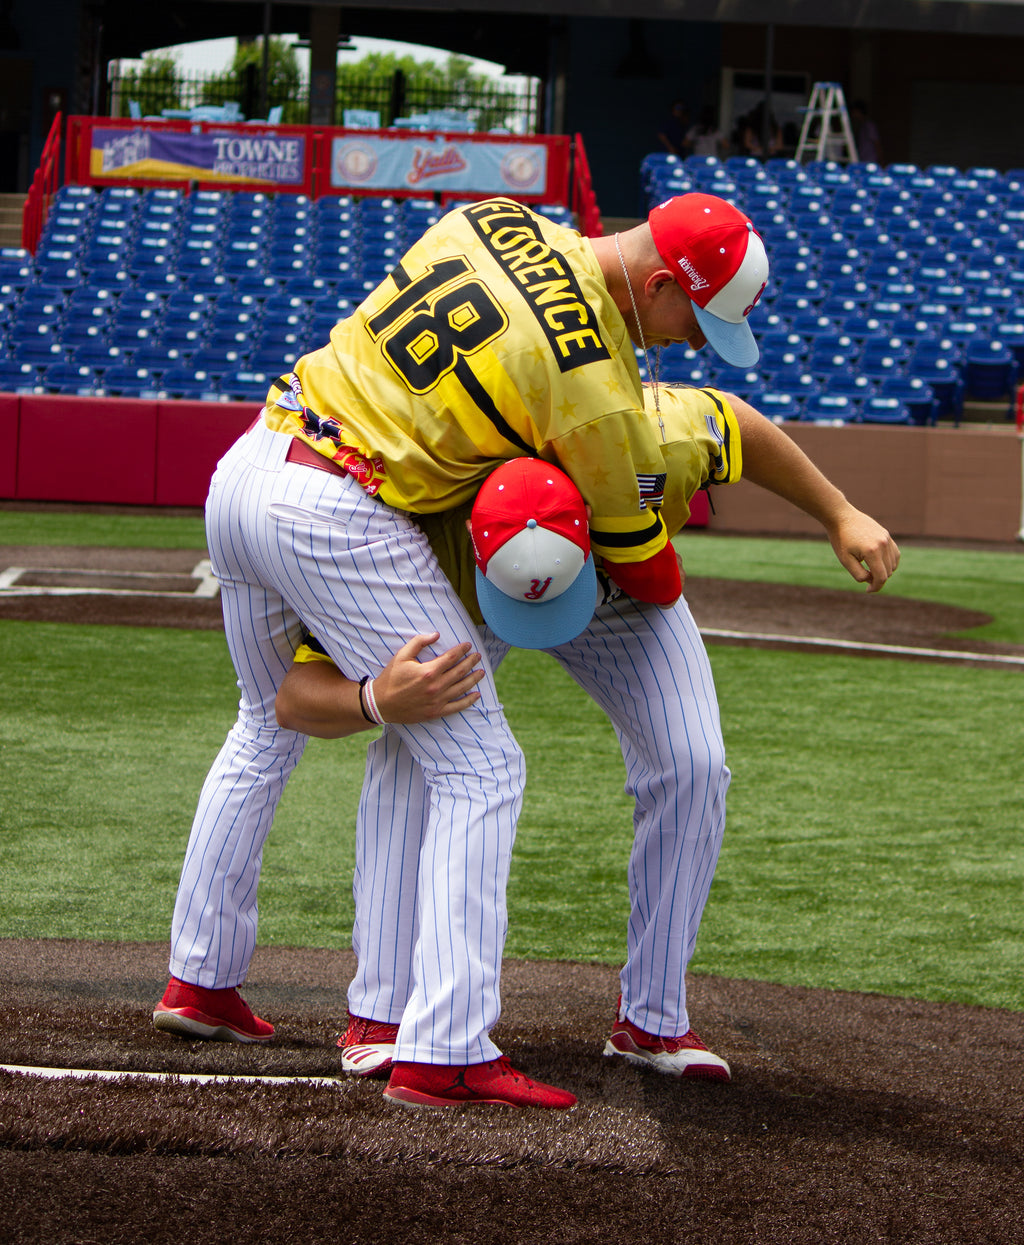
[168,416,524,1064]
[351,592,730,1040]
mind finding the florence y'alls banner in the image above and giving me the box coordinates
[329,135,549,196]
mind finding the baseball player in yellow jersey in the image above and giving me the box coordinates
[155,190,893,1109]
[273,383,899,1093]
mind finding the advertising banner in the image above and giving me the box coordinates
[329,134,549,197]
[88,127,307,188]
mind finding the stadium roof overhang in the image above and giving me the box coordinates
[99,0,1024,77]
[283,0,1024,36]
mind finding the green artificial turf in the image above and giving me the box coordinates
[677,530,1024,646]
[0,508,207,550]
[1,618,1022,1011]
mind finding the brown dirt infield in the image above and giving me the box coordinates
[2,542,1023,1243]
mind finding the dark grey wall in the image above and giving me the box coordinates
[564,17,723,218]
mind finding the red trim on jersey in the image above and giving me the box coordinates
[604,543,682,605]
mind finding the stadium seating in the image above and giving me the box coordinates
[8,170,1023,425]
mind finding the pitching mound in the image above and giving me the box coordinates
[2,940,1022,1244]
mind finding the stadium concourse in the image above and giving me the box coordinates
[2,151,1024,425]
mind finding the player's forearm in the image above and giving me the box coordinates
[727,397,856,530]
[275,663,370,738]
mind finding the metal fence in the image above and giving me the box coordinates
[106,64,541,134]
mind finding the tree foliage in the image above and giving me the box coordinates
[336,52,528,132]
[202,37,305,122]
[115,52,181,118]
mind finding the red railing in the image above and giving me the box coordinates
[571,132,602,237]
[22,112,63,253]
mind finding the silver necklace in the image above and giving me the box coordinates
[615,232,664,440]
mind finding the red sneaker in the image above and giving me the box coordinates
[337,1015,400,1078]
[384,1057,577,1109]
[604,1000,730,1081]
[152,976,274,1044]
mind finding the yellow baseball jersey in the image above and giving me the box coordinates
[416,382,742,623]
[262,197,669,566]
[292,383,741,651]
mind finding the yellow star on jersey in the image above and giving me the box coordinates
[557,396,578,423]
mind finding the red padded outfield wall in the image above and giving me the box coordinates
[9,395,259,507]
[3,397,1020,540]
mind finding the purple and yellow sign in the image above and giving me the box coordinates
[329,135,548,196]
[90,127,307,187]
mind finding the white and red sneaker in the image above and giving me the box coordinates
[338,1014,400,1078]
[152,976,274,1043]
[604,998,730,1081]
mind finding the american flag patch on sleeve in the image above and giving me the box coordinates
[637,471,667,510]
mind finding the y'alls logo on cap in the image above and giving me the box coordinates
[524,577,553,600]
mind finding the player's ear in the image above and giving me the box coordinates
[644,269,676,299]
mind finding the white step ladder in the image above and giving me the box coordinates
[794,82,860,163]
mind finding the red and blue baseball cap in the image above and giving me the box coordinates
[470,458,598,649]
[649,193,769,368]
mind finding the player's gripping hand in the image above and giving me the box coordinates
[372,633,485,723]
[275,634,484,738]
[828,505,901,593]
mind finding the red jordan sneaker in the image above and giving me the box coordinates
[384,1057,577,1109]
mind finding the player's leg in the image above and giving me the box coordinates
[254,449,527,1069]
[157,424,309,1041]
[338,729,426,1076]
[345,625,512,1028]
[548,593,731,1077]
[350,728,425,1024]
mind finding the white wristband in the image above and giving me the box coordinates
[363,677,385,725]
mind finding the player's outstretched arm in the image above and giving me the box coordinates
[725,396,901,592]
[275,633,485,738]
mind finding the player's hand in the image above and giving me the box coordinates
[828,506,901,592]
[372,632,485,723]
[675,546,686,589]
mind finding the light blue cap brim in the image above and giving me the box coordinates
[693,303,760,368]
[475,556,598,650]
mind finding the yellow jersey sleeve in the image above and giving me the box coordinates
[262,197,670,564]
[655,385,742,538]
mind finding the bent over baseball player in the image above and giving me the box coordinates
[275,383,900,1092]
[154,192,898,1109]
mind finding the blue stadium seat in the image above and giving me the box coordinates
[753,390,803,421]
[908,356,964,420]
[183,270,233,298]
[801,392,858,423]
[860,395,914,425]
[160,367,221,400]
[877,376,938,426]
[0,359,45,392]
[101,364,165,398]
[190,346,247,378]
[43,362,103,395]
[219,370,272,402]
[963,340,1019,407]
